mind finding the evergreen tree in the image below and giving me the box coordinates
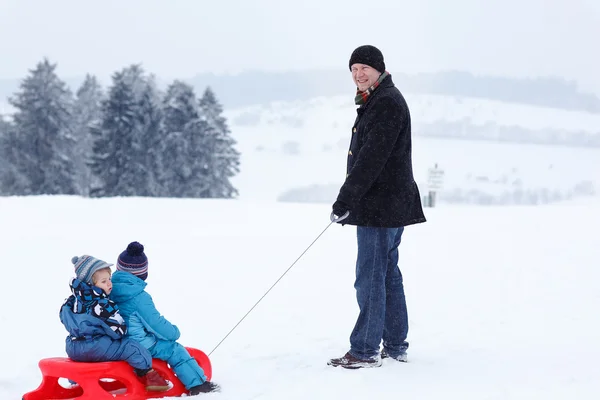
[198,87,240,198]
[0,117,9,169]
[161,81,200,197]
[72,75,104,196]
[198,87,228,134]
[0,118,28,194]
[90,66,165,198]
[122,64,148,101]
[112,65,151,197]
[163,80,199,134]
[182,117,224,197]
[89,70,137,197]
[8,58,77,195]
[134,75,164,196]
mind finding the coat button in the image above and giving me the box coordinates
[353,127,357,133]
[348,150,353,155]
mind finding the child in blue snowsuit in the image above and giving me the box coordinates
[60,255,169,391]
[110,242,220,396]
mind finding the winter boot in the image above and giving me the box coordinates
[381,348,408,362]
[327,351,382,369]
[135,368,170,392]
[189,381,221,395]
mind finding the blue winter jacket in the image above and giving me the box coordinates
[60,278,127,359]
[109,271,180,349]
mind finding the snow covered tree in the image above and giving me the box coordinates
[8,58,77,195]
[115,66,165,197]
[122,64,148,101]
[174,117,216,198]
[198,87,240,198]
[72,75,104,196]
[88,70,239,199]
[89,70,137,197]
[199,87,228,134]
[90,65,165,197]
[160,83,240,198]
[161,81,201,197]
[0,117,10,169]
[0,118,28,195]
[163,80,199,135]
[133,75,164,196]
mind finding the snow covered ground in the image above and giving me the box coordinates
[2,84,600,399]
[2,195,599,399]
[230,130,600,205]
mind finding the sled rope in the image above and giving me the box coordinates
[208,214,347,356]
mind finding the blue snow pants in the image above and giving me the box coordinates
[149,340,207,390]
[66,336,152,370]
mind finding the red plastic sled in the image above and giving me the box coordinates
[22,347,212,400]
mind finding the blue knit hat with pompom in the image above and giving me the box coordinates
[117,241,149,281]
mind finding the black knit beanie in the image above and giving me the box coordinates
[348,45,386,73]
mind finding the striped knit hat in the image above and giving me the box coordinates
[72,255,113,284]
[117,241,149,281]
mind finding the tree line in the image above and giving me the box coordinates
[0,59,240,198]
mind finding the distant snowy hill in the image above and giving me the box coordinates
[226,93,600,205]
[227,93,600,147]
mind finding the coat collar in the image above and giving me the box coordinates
[357,74,394,113]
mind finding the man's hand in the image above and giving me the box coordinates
[331,200,350,222]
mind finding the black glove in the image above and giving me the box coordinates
[331,200,350,222]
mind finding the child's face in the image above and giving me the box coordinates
[92,269,112,295]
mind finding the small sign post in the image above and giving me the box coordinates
[426,163,445,207]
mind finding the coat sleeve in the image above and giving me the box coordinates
[136,291,181,341]
[337,96,404,207]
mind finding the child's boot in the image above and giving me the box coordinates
[135,368,170,392]
[189,381,221,395]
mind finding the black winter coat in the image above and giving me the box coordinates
[336,75,426,227]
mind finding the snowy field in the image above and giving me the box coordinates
[229,125,600,205]
[225,93,600,205]
[2,195,599,399]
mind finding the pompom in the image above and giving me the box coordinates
[71,256,79,265]
[126,241,145,256]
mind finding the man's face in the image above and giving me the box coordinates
[351,63,381,92]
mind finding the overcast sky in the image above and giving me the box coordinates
[1,0,599,92]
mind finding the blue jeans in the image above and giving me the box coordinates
[349,226,409,359]
[149,340,206,390]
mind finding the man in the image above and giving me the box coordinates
[328,45,426,369]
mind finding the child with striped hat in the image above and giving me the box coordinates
[110,241,220,396]
[60,254,169,391]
